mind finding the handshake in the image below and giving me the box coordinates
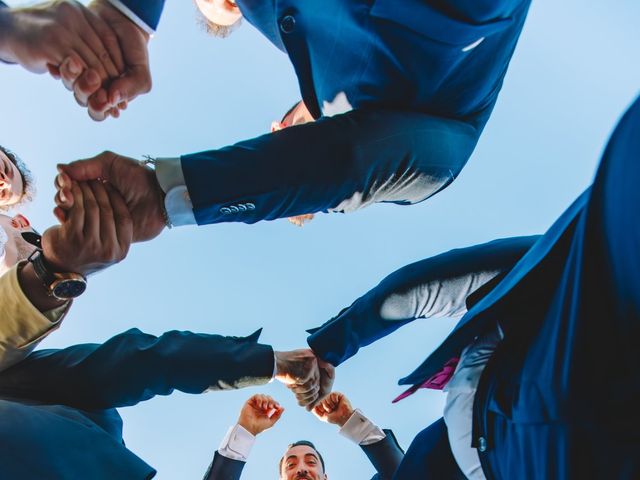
[0,0,151,121]
[273,349,335,410]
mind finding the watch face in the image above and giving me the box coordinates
[52,279,87,299]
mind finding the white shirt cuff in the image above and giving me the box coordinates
[107,0,155,35]
[339,409,386,446]
[155,157,197,227]
[218,424,256,462]
[271,351,278,380]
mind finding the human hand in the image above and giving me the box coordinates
[312,392,354,427]
[274,349,335,410]
[237,394,284,436]
[287,214,315,227]
[55,152,166,242]
[72,0,151,121]
[0,1,123,87]
[42,180,132,276]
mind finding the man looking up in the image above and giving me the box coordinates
[57,0,532,239]
[0,177,133,370]
[205,392,404,479]
[0,146,33,211]
[0,326,337,479]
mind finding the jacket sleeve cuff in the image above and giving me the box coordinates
[0,262,69,370]
[107,0,155,35]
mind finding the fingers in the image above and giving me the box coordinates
[66,181,85,233]
[312,404,327,420]
[270,407,284,422]
[66,15,114,83]
[67,68,103,106]
[89,180,114,241]
[81,7,124,75]
[47,63,62,79]
[55,169,74,210]
[59,55,87,92]
[79,181,99,238]
[104,182,133,253]
[248,394,283,415]
[53,206,67,223]
[88,66,151,120]
[316,359,336,406]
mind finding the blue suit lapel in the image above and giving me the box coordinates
[398,189,590,386]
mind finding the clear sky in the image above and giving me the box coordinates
[2,1,639,478]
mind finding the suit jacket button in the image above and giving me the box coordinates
[245,203,256,210]
[219,207,231,215]
[478,437,487,452]
[238,204,247,212]
[229,206,239,213]
[280,15,296,34]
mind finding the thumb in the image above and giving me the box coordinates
[312,404,326,421]
[58,156,111,182]
[271,407,285,423]
[107,65,152,106]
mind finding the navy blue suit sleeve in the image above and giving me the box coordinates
[593,96,640,319]
[393,418,466,479]
[427,0,530,23]
[181,109,478,225]
[307,236,539,366]
[0,328,274,410]
[362,429,404,480]
[203,452,245,480]
[115,0,165,31]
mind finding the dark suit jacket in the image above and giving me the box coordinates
[114,1,529,225]
[309,96,640,478]
[0,328,274,479]
[204,428,404,480]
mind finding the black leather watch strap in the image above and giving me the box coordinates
[30,251,56,287]
[28,251,87,299]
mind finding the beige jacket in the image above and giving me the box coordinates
[0,262,68,371]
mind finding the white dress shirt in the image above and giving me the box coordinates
[443,326,502,480]
[218,408,385,462]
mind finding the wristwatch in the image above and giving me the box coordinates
[28,251,87,300]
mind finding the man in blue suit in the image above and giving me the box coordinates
[207,392,404,479]
[0,326,336,479]
[56,0,532,240]
[305,96,640,478]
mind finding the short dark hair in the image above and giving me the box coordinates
[0,145,35,211]
[278,440,326,475]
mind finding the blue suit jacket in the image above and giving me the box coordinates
[204,428,405,479]
[308,96,640,478]
[0,328,274,479]
[116,0,529,225]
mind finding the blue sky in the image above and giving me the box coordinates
[2,1,639,478]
